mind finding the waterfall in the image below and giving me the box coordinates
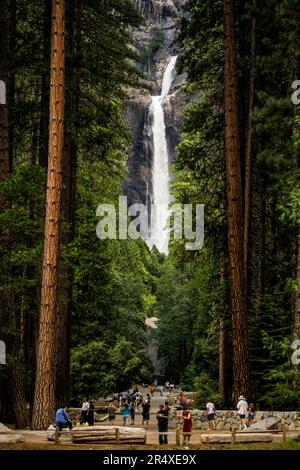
[147,55,177,254]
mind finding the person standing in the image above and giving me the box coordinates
[108,402,117,424]
[156,404,169,445]
[122,403,130,426]
[141,399,151,429]
[130,402,135,425]
[206,400,216,430]
[81,398,90,424]
[179,406,193,448]
[87,400,95,426]
[246,403,256,426]
[237,395,248,430]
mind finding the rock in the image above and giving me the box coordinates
[0,423,12,433]
[0,434,25,444]
[248,417,278,431]
[0,423,25,444]
[47,424,56,441]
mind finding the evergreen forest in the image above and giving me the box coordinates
[0,0,299,431]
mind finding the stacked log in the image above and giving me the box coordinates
[72,425,146,444]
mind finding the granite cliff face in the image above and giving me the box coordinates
[124,0,188,208]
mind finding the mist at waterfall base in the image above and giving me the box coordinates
[145,55,178,255]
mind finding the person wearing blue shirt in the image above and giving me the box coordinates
[55,404,73,431]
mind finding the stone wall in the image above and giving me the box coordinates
[167,409,300,431]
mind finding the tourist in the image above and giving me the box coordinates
[142,399,151,429]
[80,397,90,424]
[237,395,248,431]
[246,403,256,427]
[108,402,117,424]
[178,391,187,408]
[122,403,130,426]
[159,386,164,397]
[55,404,73,431]
[156,404,169,445]
[206,400,216,430]
[87,400,95,426]
[165,381,170,392]
[179,406,193,448]
[130,402,135,425]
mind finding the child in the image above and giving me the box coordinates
[246,403,256,426]
[122,403,130,426]
[206,400,216,430]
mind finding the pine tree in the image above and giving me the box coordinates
[224,0,249,400]
[32,0,65,429]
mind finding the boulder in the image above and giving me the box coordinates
[0,422,25,444]
[248,417,278,431]
[46,424,56,441]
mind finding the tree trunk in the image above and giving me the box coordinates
[223,0,249,401]
[55,0,81,406]
[254,187,266,319]
[32,0,65,430]
[219,261,227,404]
[244,0,256,297]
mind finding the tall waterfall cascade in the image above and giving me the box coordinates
[147,55,177,254]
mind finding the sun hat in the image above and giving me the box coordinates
[238,395,245,400]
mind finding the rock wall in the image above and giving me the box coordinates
[123,0,189,208]
[167,409,300,431]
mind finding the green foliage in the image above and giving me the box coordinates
[192,373,222,409]
[70,337,148,401]
[259,335,300,410]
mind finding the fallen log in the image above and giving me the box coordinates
[201,433,273,444]
[71,425,146,444]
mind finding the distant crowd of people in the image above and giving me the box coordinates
[54,382,257,446]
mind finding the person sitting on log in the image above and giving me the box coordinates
[55,404,73,432]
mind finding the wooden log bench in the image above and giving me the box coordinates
[200,425,288,445]
[71,425,146,445]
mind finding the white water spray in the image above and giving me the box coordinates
[148,55,177,254]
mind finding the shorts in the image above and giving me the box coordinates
[207,414,215,421]
[239,414,246,419]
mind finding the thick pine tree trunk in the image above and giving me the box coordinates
[224,0,249,401]
[244,0,256,297]
[32,0,65,430]
[55,0,81,406]
[219,261,227,403]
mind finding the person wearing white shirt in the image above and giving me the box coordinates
[206,401,216,430]
[81,398,90,424]
[237,395,248,430]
